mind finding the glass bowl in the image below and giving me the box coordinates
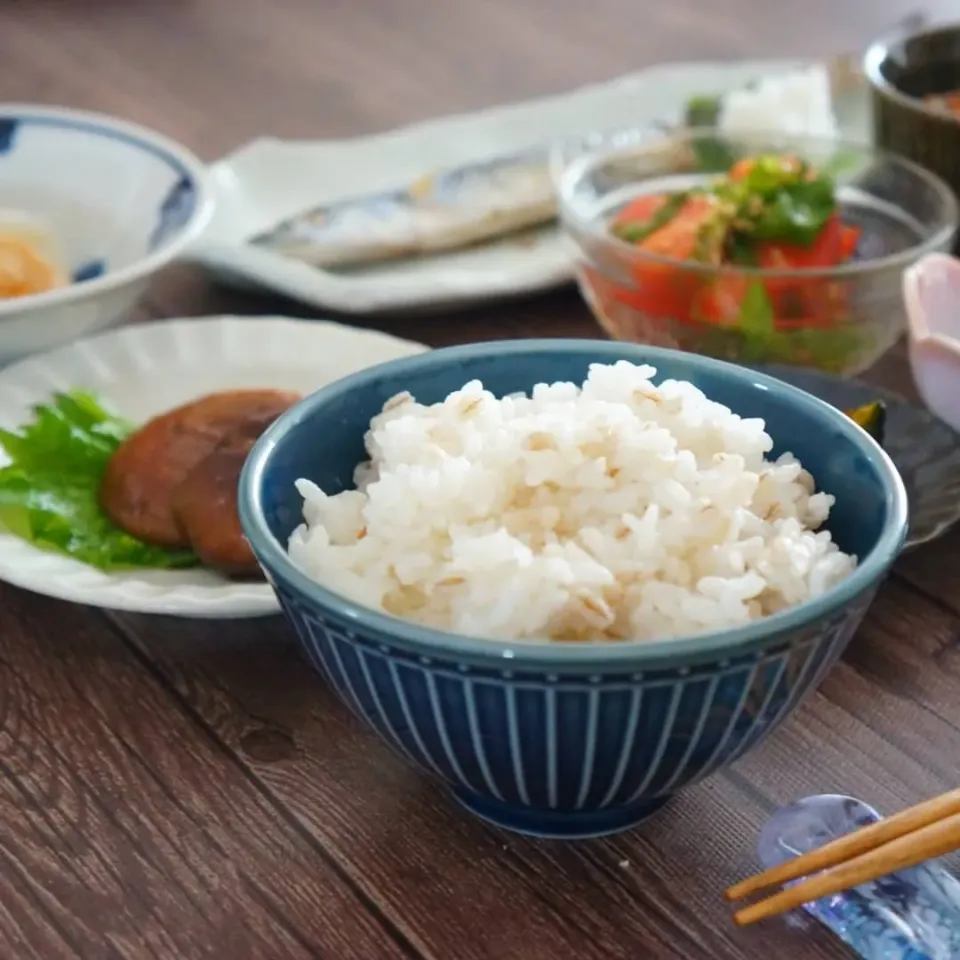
[555,128,959,376]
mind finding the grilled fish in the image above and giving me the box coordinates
[251,148,557,269]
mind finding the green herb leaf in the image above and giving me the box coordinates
[747,175,836,247]
[612,191,689,243]
[690,310,867,373]
[724,231,759,265]
[762,325,867,373]
[685,95,722,128]
[736,281,777,359]
[683,95,738,171]
[727,283,865,371]
[690,138,738,174]
[0,392,197,571]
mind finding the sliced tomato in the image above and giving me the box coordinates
[729,157,757,182]
[579,265,650,312]
[610,263,694,320]
[607,194,717,319]
[839,224,861,260]
[611,193,670,233]
[756,213,845,270]
[772,280,850,330]
[692,275,751,327]
[637,194,716,260]
[580,253,699,326]
[748,214,857,330]
[754,215,859,271]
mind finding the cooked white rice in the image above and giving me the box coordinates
[288,361,856,643]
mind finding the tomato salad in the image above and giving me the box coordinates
[585,153,867,370]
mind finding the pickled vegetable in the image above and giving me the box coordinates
[844,401,886,445]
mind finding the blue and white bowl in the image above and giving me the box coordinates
[0,105,212,360]
[239,341,909,839]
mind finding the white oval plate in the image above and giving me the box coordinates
[0,316,427,617]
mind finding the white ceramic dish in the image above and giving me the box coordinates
[190,58,871,316]
[904,252,960,434]
[0,315,427,617]
[0,105,213,361]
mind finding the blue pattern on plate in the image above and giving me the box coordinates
[0,113,201,249]
[71,259,107,283]
[0,114,195,167]
[150,175,197,249]
[758,794,960,959]
[0,119,19,154]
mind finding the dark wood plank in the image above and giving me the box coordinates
[142,265,599,345]
[0,584,418,960]
[734,581,960,805]
[895,526,960,618]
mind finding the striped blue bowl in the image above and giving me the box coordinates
[239,340,908,839]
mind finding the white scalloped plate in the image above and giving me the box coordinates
[0,316,427,617]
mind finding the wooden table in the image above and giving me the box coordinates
[3,1,960,958]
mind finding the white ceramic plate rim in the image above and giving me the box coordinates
[0,315,427,618]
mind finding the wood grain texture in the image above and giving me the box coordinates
[105,571,960,959]
[0,586,420,959]
[1,0,959,957]
[0,0,956,159]
[107,610,852,960]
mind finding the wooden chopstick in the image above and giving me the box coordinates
[725,786,960,903]
[733,809,960,927]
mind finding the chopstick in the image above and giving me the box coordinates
[726,787,960,927]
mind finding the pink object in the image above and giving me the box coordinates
[903,252,960,433]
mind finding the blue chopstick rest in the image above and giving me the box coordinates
[757,794,960,960]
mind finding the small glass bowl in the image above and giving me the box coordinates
[555,128,959,376]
